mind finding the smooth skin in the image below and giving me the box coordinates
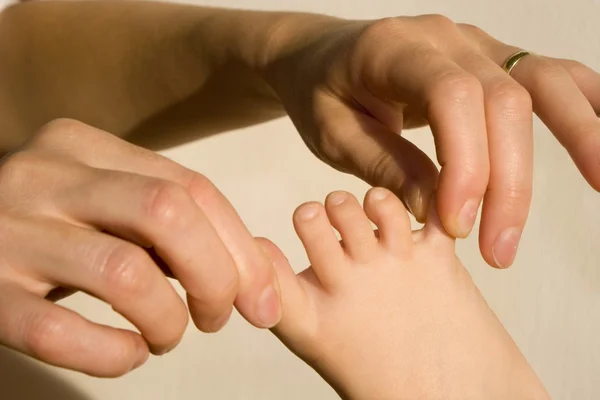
[0,120,282,376]
[0,1,599,376]
[261,188,550,399]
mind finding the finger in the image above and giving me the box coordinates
[254,238,306,325]
[0,283,148,377]
[56,169,241,332]
[423,195,455,251]
[317,93,438,222]
[40,121,281,329]
[509,55,600,191]
[358,43,490,237]
[551,58,600,115]
[453,51,533,268]
[9,217,188,354]
[184,173,282,329]
[475,41,600,191]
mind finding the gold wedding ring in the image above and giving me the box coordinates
[502,50,532,75]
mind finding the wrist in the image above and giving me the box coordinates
[207,9,351,91]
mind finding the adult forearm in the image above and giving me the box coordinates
[0,1,341,151]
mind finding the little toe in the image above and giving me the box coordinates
[325,191,378,262]
[364,187,413,253]
[293,202,346,287]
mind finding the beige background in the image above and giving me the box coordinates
[2,0,599,399]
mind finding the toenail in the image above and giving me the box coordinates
[370,188,389,201]
[328,191,348,206]
[298,204,320,220]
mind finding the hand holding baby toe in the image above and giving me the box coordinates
[265,14,600,270]
[0,120,281,377]
[0,6,598,395]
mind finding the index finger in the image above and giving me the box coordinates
[42,122,282,329]
[363,44,490,237]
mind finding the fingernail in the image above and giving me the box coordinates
[403,184,427,222]
[456,199,479,237]
[403,185,416,214]
[492,228,522,269]
[207,310,232,333]
[132,344,149,370]
[256,285,281,328]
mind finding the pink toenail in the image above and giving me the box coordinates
[371,188,388,201]
[329,192,348,205]
[299,204,320,220]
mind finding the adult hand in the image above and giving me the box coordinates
[265,14,600,268]
[0,119,281,377]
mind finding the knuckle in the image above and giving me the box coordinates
[32,119,106,154]
[458,22,486,37]
[23,311,66,361]
[419,13,456,30]
[185,172,218,205]
[354,19,409,79]
[37,118,86,142]
[143,180,192,229]
[366,151,397,184]
[100,243,153,297]
[316,130,345,166]
[488,177,531,201]
[365,17,405,39]
[430,71,482,101]
[488,185,531,215]
[504,187,531,203]
[487,81,532,118]
[0,151,39,186]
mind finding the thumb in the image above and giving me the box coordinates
[322,101,439,222]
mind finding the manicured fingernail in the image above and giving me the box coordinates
[371,188,389,201]
[492,228,522,269]
[456,199,479,237]
[256,285,281,328]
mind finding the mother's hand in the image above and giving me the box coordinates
[266,14,600,268]
[0,119,280,376]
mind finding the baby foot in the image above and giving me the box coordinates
[259,188,549,400]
